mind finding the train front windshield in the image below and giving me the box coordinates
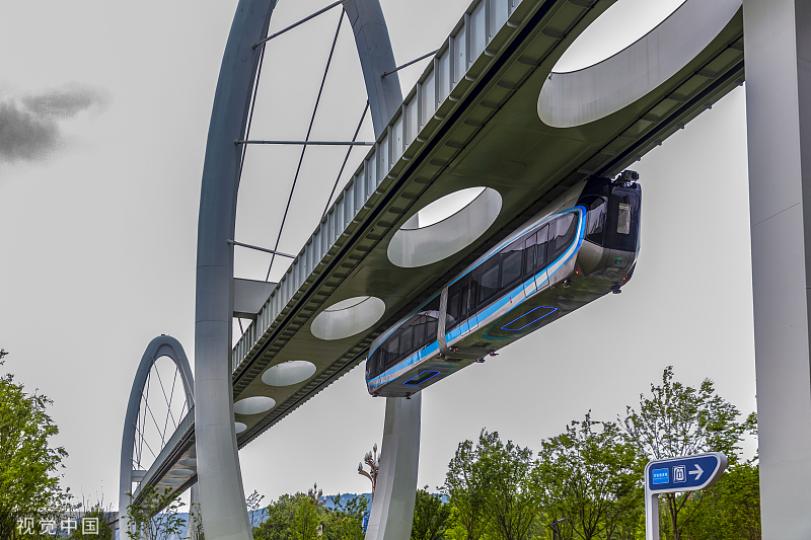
[604,186,640,252]
[582,182,641,252]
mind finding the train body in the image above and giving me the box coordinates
[365,173,642,397]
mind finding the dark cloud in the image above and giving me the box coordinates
[0,101,59,162]
[0,85,106,163]
[22,85,107,118]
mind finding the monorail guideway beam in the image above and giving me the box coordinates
[743,1,811,537]
[346,2,422,538]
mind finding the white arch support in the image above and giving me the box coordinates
[193,1,420,538]
[119,335,194,539]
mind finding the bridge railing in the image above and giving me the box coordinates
[231,0,532,372]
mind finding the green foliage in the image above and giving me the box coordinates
[126,487,185,540]
[535,413,642,540]
[0,351,68,539]
[678,462,760,540]
[411,488,449,540]
[444,439,486,539]
[249,367,759,540]
[69,504,114,539]
[622,366,757,540]
[326,494,367,540]
[444,430,541,540]
[253,488,366,540]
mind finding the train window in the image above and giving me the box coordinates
[523,232,538,276]
[412,313,438,351]
[367,352,379,378]
[604,188,640,252]
[550,214,576,261]
[384,336,399,367]
[447,276,472,327]
[617,202,631,234]
[524,225,550,275]
[473,259,500,306]
[413,321,425,347]
[535,225,549,271]
[400,326,414,355]
[500,239,523,288]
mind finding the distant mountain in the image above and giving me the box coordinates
[321,492,372,510]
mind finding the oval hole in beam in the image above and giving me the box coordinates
[387,187,502,268]
[538,0,742,128]
[311,296,386,341]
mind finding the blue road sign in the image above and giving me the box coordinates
[644,453,728,540]
[645,453,727,494]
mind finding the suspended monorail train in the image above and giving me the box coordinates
[365,172,642,397]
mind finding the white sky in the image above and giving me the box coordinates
[0,0,755,507]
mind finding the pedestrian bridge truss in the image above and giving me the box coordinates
[128,0,744,514]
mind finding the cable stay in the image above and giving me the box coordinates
[253,0,344,49]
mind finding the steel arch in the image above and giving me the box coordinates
[119,334,194,539]
[193,1,416,538]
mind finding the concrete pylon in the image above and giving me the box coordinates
[743,0,811,538]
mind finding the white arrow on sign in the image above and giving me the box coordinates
[689,463,704,481]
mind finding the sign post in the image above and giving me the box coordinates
[644,453,727,540]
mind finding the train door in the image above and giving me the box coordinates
[444,276,472,347]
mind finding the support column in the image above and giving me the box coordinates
[743,1,811,538]
[189,485,202,540]
[194,2,276,540]
[344,2,422,538]
[364,395,422,540]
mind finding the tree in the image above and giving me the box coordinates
[0,350,68,539]
[678,461,760,540]
[126,487,185,540]
[411,487,449,540]
[323,494,366,540]
[444,431,540,540]
[69,502,114,540]
[622,366,756,540]
[253,486,367,540]
[247,490,266,529]
[291,497,321,540]
[443,439,486,540]
[535,413,642,540]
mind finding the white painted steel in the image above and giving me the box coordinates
[744,0,811,537]
[387,187,502,268]
[538,0,742,128]
[310,296,387,341]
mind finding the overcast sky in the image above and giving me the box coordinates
[0,0,754,508]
